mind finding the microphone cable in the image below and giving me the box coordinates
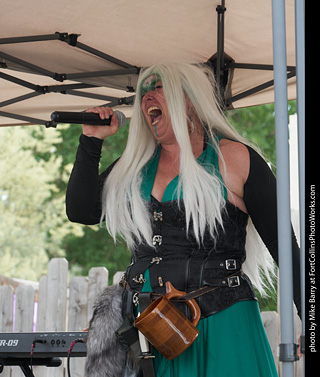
[30,339,46,371]
[67,338,85,377]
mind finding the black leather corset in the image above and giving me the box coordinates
[126,199,257,318]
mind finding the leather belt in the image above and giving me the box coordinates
[121,270,243,304]
[175,271,243,302]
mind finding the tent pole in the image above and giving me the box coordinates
[0,110,49,126]
[295,0,305,364]
[0,92,42,108]
[216,0,226,91]
[74,41,135,69]
[0,51,55,79]
[230,62,295,71]
[227,70,296,107]
[0,71,39,91]
[0,33,60,45]
[271,0,297,376]
[65,67,139,80]
[62,89,124,102]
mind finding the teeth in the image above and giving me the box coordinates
[147,106,162,128]
[147,106,161,115]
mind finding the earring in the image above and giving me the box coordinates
[188,111,195,134]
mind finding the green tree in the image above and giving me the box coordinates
[54,123,132,281]
[227,100,297,170]
[0,125,83,280]
[227,100,297,311]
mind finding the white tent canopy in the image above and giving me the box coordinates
[1,2,306,376]
[0,0,296,126]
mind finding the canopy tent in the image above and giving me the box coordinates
[0,0,297,126]
[0,1,305,377]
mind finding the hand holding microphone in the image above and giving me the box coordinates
[50,106,127,140]
[83,107,121,139]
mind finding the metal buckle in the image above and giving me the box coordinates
[153,211,163,221]
[225,259,237,270]
[228,275,240,287]
[132,274,147,284]
[152,235,162,246]
[133,292,139,306]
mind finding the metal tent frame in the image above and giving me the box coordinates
[0,31,138,127]
[0,3,296,127]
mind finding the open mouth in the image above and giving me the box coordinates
[147,106,162,126]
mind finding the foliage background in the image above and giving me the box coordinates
[0,101,297,310]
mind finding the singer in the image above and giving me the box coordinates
[66,62,301,377]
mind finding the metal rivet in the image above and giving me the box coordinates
[158,277,164,287]
[151,257,163,264]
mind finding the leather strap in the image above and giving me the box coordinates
[139,355,156,377]
[138,292,153,313]
[175,271,243,302]
[175,285,218,302]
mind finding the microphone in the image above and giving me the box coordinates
[50,110,127,127]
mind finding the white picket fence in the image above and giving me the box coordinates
[0,258,303,377]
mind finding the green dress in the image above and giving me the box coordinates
[140,139,278,377]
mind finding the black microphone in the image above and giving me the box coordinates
[50,110,127,127]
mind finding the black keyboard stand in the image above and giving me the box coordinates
[0,357,62,377]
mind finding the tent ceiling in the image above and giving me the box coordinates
[0,0,296,126]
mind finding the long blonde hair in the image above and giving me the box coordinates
[101,62,275,295]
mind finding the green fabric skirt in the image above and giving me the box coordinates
[141,271,278,377]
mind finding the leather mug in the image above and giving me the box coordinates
[134,281,201,360]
